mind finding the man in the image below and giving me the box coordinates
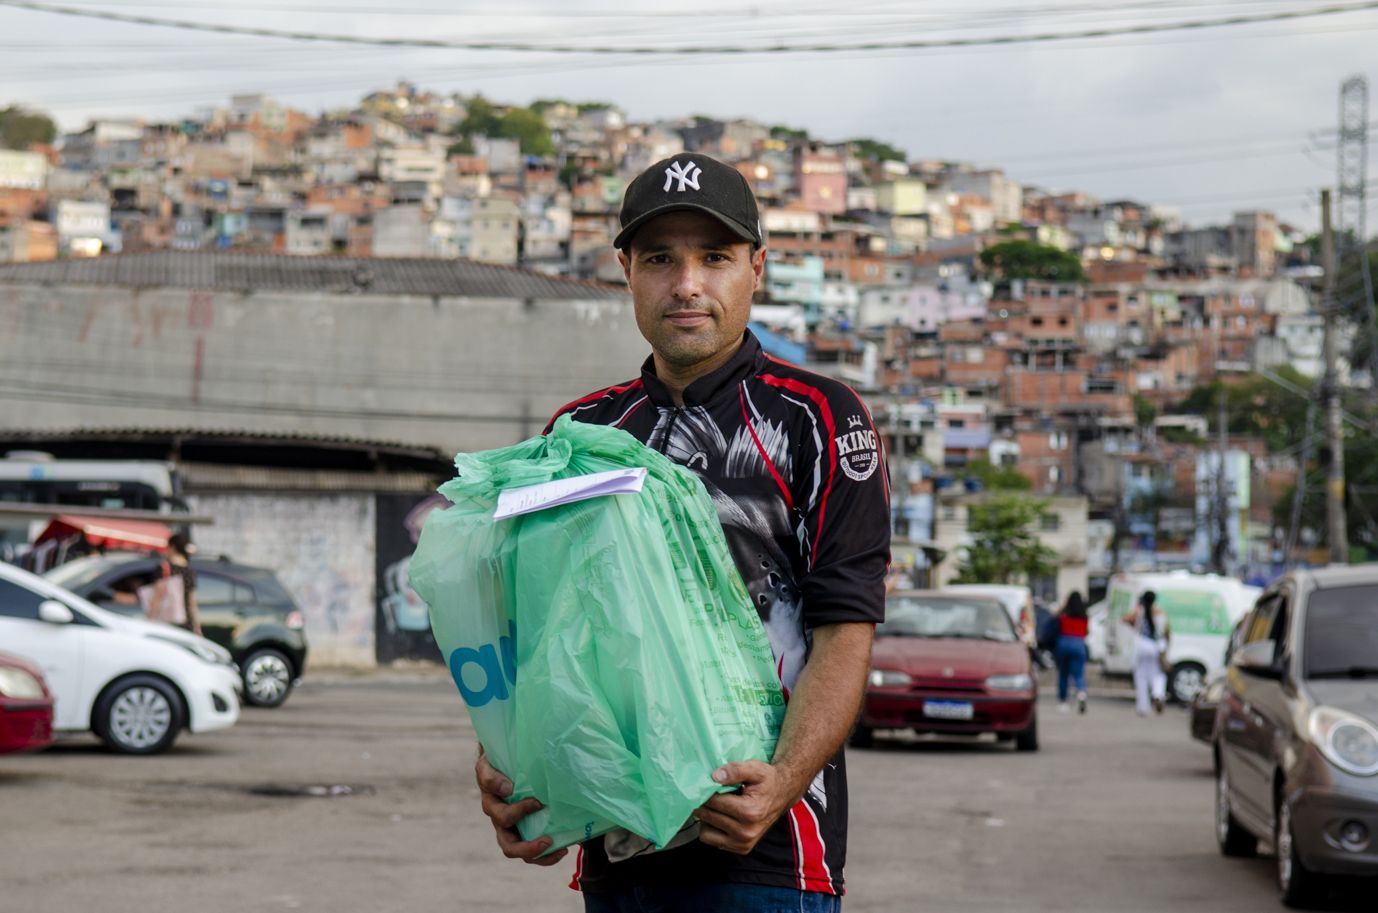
[476,153,891,912]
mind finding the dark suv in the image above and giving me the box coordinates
[46,552,308,708]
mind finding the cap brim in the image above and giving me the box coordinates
[614,203,758,250]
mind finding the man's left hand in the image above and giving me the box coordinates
[692,760,797,855]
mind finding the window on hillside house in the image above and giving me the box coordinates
[1050,431,1069,450]
[1048,466,1061,483]
[1031,317,1044,327]
[948,419,966,429]
[1040,513,1061,532]
[942,505,957,521]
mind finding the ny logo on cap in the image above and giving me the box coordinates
[663,160,703,192]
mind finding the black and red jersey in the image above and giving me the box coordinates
[547,330,891,896]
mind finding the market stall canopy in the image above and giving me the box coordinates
[35,515,172,552]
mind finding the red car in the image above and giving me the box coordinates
[853,590,1039,751]
[0,651,55,754]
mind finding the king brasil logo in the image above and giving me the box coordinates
[835,422,879,482]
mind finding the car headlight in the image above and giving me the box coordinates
[150,635,227,666]
[868,669,911,688]
[985,673,1034,692]
[1309,706,1378,777]
[0,666,44,700]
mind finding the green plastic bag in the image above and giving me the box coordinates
[410,416,784,852]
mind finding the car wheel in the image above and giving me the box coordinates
[1276,793,1324,908]
[848,725,874,749]
[93,675,184,755]
[1014,713,1039,752]
[1168,662,1207,704]
[1215,766,1257,857]
[242,648,294,708]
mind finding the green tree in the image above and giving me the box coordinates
[770,124,809,143]
[952,494,1059,585]
[0,105,56,149]
[457,95,501,136]
[496,107,554,157]
[979,240,1087,290]
[848,137,906,163]
[1178,367,1312,453]
[445,136,474,157]
[1133,394,1157,429]
[963,457,1032,491]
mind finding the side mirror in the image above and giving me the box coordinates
[1233,640,1282,680]
[38,600,75,625]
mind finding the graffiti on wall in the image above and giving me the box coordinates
[185,493,377,666]
[375,493,448,664]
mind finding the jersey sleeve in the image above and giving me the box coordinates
[791,381,891,628]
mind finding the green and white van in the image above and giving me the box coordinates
[1101,571,1260,703]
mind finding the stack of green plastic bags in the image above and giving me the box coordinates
[410,416,785,853]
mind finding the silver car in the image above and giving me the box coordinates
[1213,566,1378,908]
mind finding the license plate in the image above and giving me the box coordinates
[923,700,974,721]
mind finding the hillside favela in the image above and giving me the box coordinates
[4,57,1378,913]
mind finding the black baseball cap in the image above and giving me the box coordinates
[615,152,764,251]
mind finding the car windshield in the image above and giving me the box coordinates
[45,554,141,591]
[1304,584,1378,679]
[879,596,1018,642]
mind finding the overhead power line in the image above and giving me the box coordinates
[2,0,1378,54]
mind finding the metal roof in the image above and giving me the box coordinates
[0,426,449,462]
[0,252,630,300]
[179,462,439,493]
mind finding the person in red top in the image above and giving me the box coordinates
[1053,591,1090,715]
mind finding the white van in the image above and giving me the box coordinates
[1101,571,1260,703]
[942,584,1034,645]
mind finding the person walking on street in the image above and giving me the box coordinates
[165,531,202,637]
[1053,591,1090,715]
[473,153,891,912]
[1123,590,1169,715]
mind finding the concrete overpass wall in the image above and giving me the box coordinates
[0,282,645,455]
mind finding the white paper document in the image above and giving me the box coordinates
[493,467,648,520]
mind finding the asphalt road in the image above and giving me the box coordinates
[0,669,1366,913]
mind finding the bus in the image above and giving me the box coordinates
[0,451,184,562]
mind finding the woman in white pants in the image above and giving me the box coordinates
[1123,590,1169,715]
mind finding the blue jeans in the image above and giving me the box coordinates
[583,884,841,913]
[1054,635,1088,702]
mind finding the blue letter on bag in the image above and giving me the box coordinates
[450,621,518,708]
[451,643,508,707]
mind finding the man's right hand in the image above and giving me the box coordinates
[475,749,568,866]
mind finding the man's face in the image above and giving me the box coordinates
[620,210,766,376]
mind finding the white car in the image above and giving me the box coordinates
[0,561,241,754]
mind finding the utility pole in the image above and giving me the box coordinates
[1211,384,1230,574]
[1321,189,1349,564]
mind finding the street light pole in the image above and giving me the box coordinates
[1321,189,1349,564]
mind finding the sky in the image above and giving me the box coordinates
[3,0,1378,232]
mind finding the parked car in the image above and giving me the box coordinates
[1085,599,1107,662]
[0,650,54,754]
[0,561,240,754]
[1102,571,1260,704]
[941,583,1035,645]
[47,552,308,708]
[1213,565,1378,908]
[1191,620,1247,745]
[1189,671,1227,745]
[855,590,1038,751]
